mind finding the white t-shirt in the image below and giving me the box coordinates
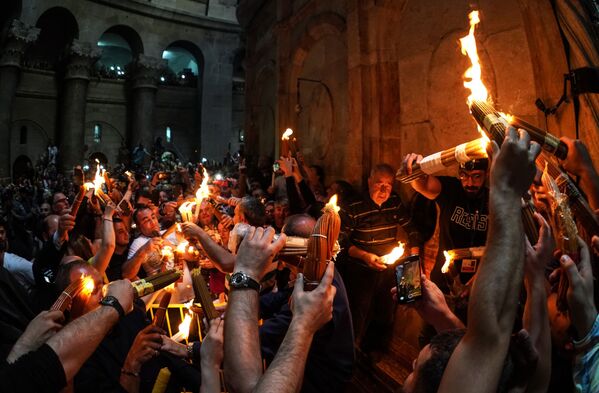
[4,252,34,292]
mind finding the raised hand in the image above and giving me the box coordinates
[7,310,64,363]
[234,226,286,281]
[290,261,336,334]
[123,325,165,374]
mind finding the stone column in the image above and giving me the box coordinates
[0,20,39,180]
[59,40,101,172]
[130,54,166,149]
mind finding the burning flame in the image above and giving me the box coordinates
[460,10,488,106]
[282,128,293,141]
[179,201,195,222]
[80,274,95,296]
[441,250,455,274]
[478,133,491,152]
[380,242,406,265]
[499,112,514,123]
[176,313,192,341]
[92,160,107,198]
[325,194,340,214]
[83,182,95,191]
[161,246,174,261]
[195,168,210,203]
[176,240,189,254]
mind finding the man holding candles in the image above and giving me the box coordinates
[402,155,490,306]
[339,163,421,357]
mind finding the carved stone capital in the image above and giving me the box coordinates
[64,40,102,80]
[131,54,167,90]
[0,20,40,68]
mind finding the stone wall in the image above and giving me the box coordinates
[240,0,595,190]
[0,0,243,179]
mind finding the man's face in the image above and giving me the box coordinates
[52,193,70,213]
[274,204,289,223]
[459,169,486,197]
[265,204,274,221]
[402,344,433,393]
[368,172,394,206]
[114,222,130,246]
[199,201,214,226]
[40,203,51,217]
[137,209,160,236]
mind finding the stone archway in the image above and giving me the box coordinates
[12,155,33,182]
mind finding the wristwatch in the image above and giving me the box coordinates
[100,295,125,319]
[229,272,260,291]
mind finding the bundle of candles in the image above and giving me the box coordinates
[131,270,182,299]
[179,201,196,223]
[542,165,579,313]
[380,242,406,265]
[152,291,172,329]
[303,195,342,287]
[521,195,540,245]
[70,185,85,218]
[536,153,599,236]
[191,268,219,321]
[396,137,489,183]
[51,275,95,312]
[441,247,486,275]
[229,223,340,261]
[468,100,568,160]
[281,128,298,155]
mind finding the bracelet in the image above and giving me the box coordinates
[121,368,140,377]
[103,218,113,222]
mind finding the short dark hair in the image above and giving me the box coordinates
[239,196,266,227]
[414,329,465,393]
[55,260,89,291]
[369,163,395,178]
[133,206,152,225]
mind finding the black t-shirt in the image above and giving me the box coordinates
[0,343,66,393]
[431,176,489,292]
[105,252,128,282]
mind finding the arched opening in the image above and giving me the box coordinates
[96,25,143,79]
[12,155,33,183]
[0,0,22,44]
[89,152,108,166]
[161,41,204,87]
[26,7,78,70]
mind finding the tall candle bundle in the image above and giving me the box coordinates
[51,275,95,312]
[131,270,182,299]
[152,291,172,329]
[191,268,219,321]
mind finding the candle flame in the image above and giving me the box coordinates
[282,128,294,141]
[161,246,174,260]
[176,240,189,254]
[195,168,210,203]
[441,250,455,274]
[176,312,192,341]
[325,194,340,214]
[498,112,514,123]
[176,223,182,232]
[83,182,95,191]
[179,201,195,222]
[80,274,95,296]
[93,162,106,198]
[380,242,406,265]
[460,11,488,107]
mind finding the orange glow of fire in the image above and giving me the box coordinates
[281,128,293,141]
[324,194,340,214]
[380,242,406,265]
[460,10,488,107]
[195,168,210,203]
[499,112,514,123]
[176,240,189,254]
[161,246,174,260]
[80,274,95,296]
[441,250,455,274]
[93,160,105,195]
[83,182,95,192]
[179,202,195,222]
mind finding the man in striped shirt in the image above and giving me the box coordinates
[339,163,421,356]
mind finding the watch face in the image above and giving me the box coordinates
[231,273,246,286]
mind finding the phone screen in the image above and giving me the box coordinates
[395,255,422,304]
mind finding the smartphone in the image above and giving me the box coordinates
[273,162,280,172]
[395,254,422,304]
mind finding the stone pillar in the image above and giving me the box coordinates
[130,55,166,149]
[0,20,39,180]
[59,40,101,172]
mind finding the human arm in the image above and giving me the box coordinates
[121,237,163,279]
[559,137,599,210]
[200,318,224,393]
[89,203,117,275]
[120,324,165,393]
[47,279,134,382]
[7,310,64,363]
[181,222,236,273]
[391,275,464,332]
[348,245,387,271]
[438,128,541,393]
[223,226,286,393]
[401,153,443,200]
[522,213,553,393]
[251,262,336,393]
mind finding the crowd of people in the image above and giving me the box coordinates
[0,128,598,393]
